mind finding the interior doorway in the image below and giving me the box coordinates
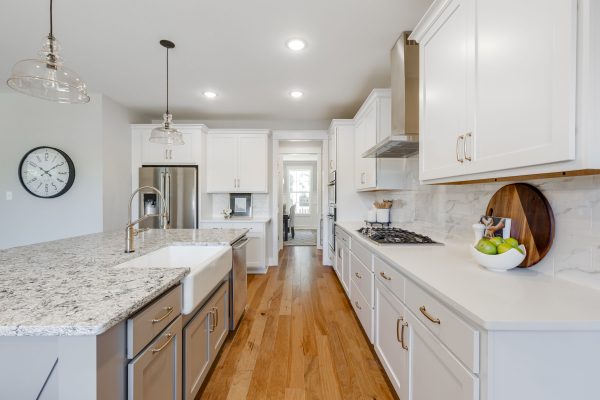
[278,141,323,247]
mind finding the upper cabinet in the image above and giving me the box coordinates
[412,0,599,184]
[206,130,269,193]
[354,89,417,191]
[132,124,205,165]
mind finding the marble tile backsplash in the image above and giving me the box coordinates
[371,175,600,290]
[211,193,270,217]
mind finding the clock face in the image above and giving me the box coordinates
[19,147,75,198]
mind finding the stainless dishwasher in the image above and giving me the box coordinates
[230,236,248,330]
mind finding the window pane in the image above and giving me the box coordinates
[287,166,312,215]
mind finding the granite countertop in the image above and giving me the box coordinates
[336,221,600,331]
[0,228,247,337]
[199,217,272,223]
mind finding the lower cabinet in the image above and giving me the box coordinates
[183,282,229,400]
[374,281,409,400]
[128,316,183,400]
[405,310,479,400]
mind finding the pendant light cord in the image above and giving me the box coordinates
[49,0,54,38]
[166,46,169,114]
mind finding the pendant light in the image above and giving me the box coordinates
[149,40,184,145]
[6,0,89,104]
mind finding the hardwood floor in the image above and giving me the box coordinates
[198,246,397,400]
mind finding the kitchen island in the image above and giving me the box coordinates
[0,228,247,399]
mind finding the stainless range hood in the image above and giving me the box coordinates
[363,31,419,158]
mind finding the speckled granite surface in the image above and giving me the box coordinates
[0,229,247,337]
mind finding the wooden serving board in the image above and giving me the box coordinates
[486,183,555,267]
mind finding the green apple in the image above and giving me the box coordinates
[505,237,519,248]
[497,243,514,254]
[489,237,504,246]
[476,239,497,255]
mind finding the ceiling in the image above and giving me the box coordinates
[1,0,432,125]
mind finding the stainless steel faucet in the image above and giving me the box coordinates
[125,186,169,253]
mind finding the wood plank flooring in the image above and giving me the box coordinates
[198,246,397,400]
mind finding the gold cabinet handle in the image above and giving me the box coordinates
[379,271,392,281]
[151,306,174,324]
[151,332,174,354]
[354,301,362,310]
[214,307,219,329]
[419,306,441,324]
[397,317,408,350]
[209,310,216,332]
[355,272,362,279]
[464,132,472,161]
[456,135,465,163]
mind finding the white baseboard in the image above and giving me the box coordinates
[247,266,268,274]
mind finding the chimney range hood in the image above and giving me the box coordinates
[362,31,419,158]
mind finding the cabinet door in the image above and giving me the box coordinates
[129,316,182,400]
[374,282,409,400]
[237,135,268,192]
[206,135,238,192]
[419,0,474,181]
[183,307,211,400]
[335,240,342,279]
[169,133,195,163]
[329,130,337,172]
[141,132,170,164]
[406,311,479,400]
[209,283,230,358]
[470,0,577,173]
[341,245,350,295]
[246,232,265,270]
[354,118,367,190]
[362,105,378,189]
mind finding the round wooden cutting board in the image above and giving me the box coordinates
[486,183,555,267]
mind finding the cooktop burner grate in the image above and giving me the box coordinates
[357,227,442,245]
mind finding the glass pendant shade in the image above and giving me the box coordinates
[7,36,90,104]
[150,113,184,145]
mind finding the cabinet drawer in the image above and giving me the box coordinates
[350,239,373,271]
[350,253,374,307]
[405,280,479,373]
[351,281,373,343]
[128,316,182,400]
[374,256,406,302]
[128,285,182,359]
[335,227,350,246]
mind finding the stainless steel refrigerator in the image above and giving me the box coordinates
[138,166,197,229]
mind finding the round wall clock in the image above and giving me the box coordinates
[18,146,75,198]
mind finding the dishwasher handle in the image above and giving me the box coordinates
[232,237,249,249]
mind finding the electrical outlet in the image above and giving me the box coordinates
[5,191,12,201]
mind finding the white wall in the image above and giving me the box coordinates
[0,92,143,249]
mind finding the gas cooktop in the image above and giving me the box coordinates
[357,227,443,245]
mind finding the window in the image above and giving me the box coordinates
[287,166,312,215]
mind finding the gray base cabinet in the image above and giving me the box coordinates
[184,282,229,400]
[128,316,183,400]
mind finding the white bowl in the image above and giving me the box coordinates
[470,245,527,272]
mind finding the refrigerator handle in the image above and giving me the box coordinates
[165,171,171,226]
[159,171,165,225]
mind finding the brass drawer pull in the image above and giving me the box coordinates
[151,332,174,354]
[456,135,465,163]
[214,307,219,329]
[355,272,362,279]
[209,310,216,332]
[464,132,472,161]
[380,271,392,281]
[151,306,174,324]
[419,306,441,324]
[397,317,409,350]
[354,301,362,310]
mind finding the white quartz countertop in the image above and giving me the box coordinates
[199,217,271,223]
[336,221,600,331]
[0,228,247,337]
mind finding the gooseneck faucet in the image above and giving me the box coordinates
[125,186,169,253]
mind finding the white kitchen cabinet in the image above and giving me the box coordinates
[406,310,479,400]
[198,220,269,274]
[375,281,409,400]
[208,282,229,356]
[353,89,409,191]
[412,0,584,183]
[136,126,201,165]
[328,128,337,173]
[206,131,269,193]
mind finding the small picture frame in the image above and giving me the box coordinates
[480,215,512,239]
[230,193,252,217]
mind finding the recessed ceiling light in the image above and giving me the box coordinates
[286,39,306,51]
[290,91,304,99]
[203,91,217,98]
